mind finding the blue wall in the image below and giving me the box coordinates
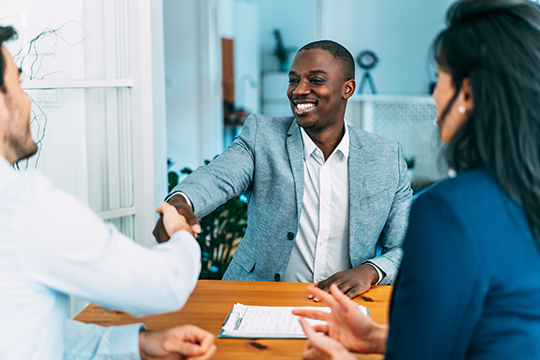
[258,0,453,94]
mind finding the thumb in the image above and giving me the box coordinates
[156,201,175,216]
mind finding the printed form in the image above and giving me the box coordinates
[219,303,368,338]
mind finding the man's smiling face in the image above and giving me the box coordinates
[287,48,353,134]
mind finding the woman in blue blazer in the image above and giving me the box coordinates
[293,0,540,359]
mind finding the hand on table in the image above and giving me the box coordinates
[139,324,216,360]
[298,317,357,360]
[293,284,387,354]
[153,194,201,243]
[314,264,379,299]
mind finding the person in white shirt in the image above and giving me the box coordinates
[0,25,216,360]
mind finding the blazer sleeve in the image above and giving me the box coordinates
[172,114,258,218]
[366,143,412,284]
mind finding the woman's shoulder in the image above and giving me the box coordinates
[418,169,499,204]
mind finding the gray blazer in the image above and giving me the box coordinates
[174,114,412,284]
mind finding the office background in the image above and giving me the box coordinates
[2,0,454,315]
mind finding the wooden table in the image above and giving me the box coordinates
[75,280,392,359]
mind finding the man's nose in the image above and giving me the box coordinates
[294,79,311,95]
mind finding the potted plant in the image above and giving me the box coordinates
[405,156,416,181]
[273,29,295,72]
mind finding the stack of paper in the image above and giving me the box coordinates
[219,303,368,338]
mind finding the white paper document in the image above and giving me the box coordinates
[219,303,368,338]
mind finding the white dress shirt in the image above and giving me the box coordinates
[282,126,352,283]
[0,157,201,360]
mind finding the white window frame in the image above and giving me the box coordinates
[19,0,163,248]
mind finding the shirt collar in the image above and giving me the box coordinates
[300,120,350,161]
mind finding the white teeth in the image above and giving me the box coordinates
[296,103,315,111]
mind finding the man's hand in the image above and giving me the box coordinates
[139,324,216,360]
[314,264,379,299]
[298,318,357,360]
[153,194,201,243]
[293,284,387,355]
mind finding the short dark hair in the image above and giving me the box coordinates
[299,40,355,81]
[433,0,540,242]
[0,26,17,93]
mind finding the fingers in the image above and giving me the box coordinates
[299,317,318,339]
[190,326,215,353]
[186,344,217,360]
[170,325,216,359]
[329,283,346,301]
[300,318,351,360]
[306,285,337,307]
[330,284,364,312]
[156,201,177,216]
[156,202,196,238]
[333,281,357,299]
[310,324,329,334]
[292,308,330,322]
[314,278,331,293]
[152,216,170,244]
[315,275,350,300]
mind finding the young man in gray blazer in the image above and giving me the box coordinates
[154,40,412,299]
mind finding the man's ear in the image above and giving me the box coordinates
[343,79,356,100]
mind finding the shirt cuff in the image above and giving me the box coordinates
[363,262,384,285]
[165,191,193,210]
[105,323,146,360]
[64,320,145,360]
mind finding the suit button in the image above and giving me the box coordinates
[287,232,295,240]
[274,273,281,281]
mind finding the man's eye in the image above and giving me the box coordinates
[310,78,324,84]
[288,78,298,85]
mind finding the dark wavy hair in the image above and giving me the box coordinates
[0,26,17,93]
[433,0,540,242]
[300,40,355,81]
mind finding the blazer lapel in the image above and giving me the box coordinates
[348,127,365,262]
[287,120,305,221]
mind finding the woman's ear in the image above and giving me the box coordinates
[460,78,474,112]
[343,79,356,100]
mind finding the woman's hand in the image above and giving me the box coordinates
[293,284,388,354]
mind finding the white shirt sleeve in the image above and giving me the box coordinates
[16,173,201,317]
[64,320,143,360]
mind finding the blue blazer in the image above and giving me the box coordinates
[174,114,412,284]
[387,170,540,359]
